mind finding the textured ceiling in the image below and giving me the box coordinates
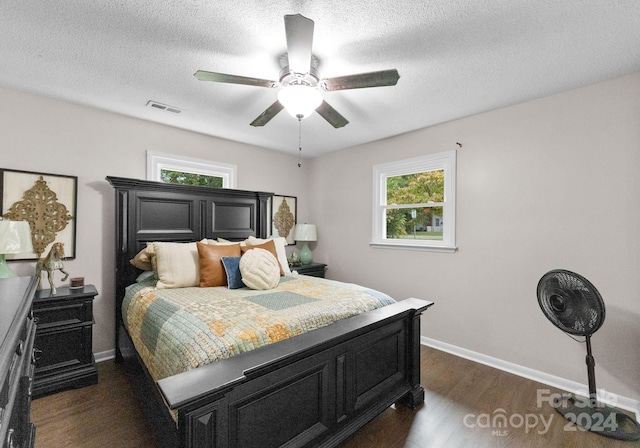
[2,1,640,158]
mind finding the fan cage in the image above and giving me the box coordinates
[537,270,605,336]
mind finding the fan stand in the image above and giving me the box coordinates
[552,335,640,441]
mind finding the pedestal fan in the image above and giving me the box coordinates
[536,269,640,441]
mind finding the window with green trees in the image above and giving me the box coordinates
[385,170,444,240]
[147,151,237,189]
[372,151,456,252]
[160,170,223,187]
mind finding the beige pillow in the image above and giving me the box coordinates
[203,238,241,246]
[197,242,241,287]
[246,236,292,275]
[154,242,199,289]
[129,242,156,271]
[241,239,283,275]
[240,248,280,290]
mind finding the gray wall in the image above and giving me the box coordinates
[309,71,640,403]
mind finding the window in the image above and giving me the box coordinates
[146,151,237,188]
[371,150,456,252]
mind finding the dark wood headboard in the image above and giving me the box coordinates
[106,176,273,330]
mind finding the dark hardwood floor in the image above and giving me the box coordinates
[32,346,639,448]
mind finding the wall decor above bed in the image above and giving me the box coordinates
[271,194,297,244]
[1,169,77,260]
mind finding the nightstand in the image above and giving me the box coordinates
[32,284,98,397]
[292,262,327,278]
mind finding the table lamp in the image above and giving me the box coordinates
[294,224,317,265]
[0,220,34,278]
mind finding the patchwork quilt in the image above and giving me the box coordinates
[123,274,395,383]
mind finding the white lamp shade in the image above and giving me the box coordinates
[0,220,34,254]
[294,224,317,242]
[277,85,323,118]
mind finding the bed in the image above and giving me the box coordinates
[107,176,433,448]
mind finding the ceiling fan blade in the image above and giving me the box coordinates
[194,70,278,88]
[250,101,284,127]
[320,69,400,91]
[284,14,314,75]
[316,100,349,128]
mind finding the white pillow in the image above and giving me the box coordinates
[204,238,244,246]
[154,242,199,289]
[240,248,280,290]
[246,236,292,275]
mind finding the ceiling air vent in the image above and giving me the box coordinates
[146,100,183,114]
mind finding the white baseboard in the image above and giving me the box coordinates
[94,349,116,363]
[421,337,640,422]
[92,340,639,422]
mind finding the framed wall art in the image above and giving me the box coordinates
[1,169,78,260]
[271,195,297,245]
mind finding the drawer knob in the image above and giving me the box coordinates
[33,348,43,363]
[15,341,24,356]
[6,428,15,448]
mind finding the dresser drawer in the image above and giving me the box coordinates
[0,277,37,448]
[0,351,19,411]
[1,320,33,409]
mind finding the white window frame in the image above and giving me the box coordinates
[146,151,237,188]
[371,150,457,252]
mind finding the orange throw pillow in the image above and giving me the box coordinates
[197,242,241,287]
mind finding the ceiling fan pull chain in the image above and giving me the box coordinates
[297,114,303,167]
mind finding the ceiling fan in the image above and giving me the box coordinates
[194,14,400,128]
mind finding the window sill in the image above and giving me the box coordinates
[369,242,457,253]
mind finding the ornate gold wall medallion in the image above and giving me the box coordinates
[271,195,297,245]
[1,169,77,260]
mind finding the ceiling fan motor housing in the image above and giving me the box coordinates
[279,66,320,88]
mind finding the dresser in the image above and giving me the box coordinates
[32,285,98,397]
[0,276,38,448]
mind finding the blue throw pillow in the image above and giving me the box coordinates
[221,256,245,289]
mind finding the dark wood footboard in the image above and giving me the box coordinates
[158,298,432,448]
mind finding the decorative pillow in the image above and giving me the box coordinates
[135,270,156,283]
[241,239,284,276]
[204,238,241,246]
[154,242,200,289]
[197,242,241,287]
[243,237,291,275]
[240,248,280,290]
[220,256,245,289]
[129,242,156,271]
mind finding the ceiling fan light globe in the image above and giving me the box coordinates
[278,85,322,118]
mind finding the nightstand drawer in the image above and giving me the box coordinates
[34,325,92,376]
[33,301,92,328]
